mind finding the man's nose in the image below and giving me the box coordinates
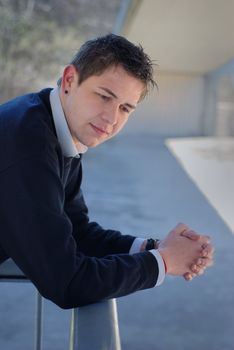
[102,105,119,125]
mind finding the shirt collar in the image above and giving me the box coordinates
[49,87,88,158]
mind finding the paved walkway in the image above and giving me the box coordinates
[0,134,233,350]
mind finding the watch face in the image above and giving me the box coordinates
[146,239,155,251]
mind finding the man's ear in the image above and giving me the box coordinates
[61,65,79,94]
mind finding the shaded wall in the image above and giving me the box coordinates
[122,72,205,137]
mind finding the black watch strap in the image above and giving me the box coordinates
[145,238,160,251]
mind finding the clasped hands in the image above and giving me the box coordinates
[156,223,214,281]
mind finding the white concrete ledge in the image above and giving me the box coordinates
[166,137,234,234]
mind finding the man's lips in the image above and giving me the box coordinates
[90,123,110,136]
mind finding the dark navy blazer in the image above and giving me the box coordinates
[0,89,158,308]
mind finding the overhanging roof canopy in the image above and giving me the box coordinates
[122,0,234,74]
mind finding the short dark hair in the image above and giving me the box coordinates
[58,34,157,99]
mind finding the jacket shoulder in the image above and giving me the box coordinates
[0,89,59,170]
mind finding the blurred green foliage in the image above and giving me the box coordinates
[0,0,120,102]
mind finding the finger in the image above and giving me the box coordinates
[197,268,205,276]
[190,263,209,274]
[194,257,214,268]
[181,230,201,241]
[190,263,200,274]
[183,274,192,281]
[202,243,214,253]
[200,244,215,258]
[199,235,211,244]
[183,272,195,281]
[204,235,211,241]
[194,258,206,267]
[203,258,214,268]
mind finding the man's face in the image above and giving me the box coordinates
[60,65,144,148]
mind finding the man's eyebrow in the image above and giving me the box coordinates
[98,87,136,110]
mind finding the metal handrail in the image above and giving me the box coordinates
[0,259,43,350]
[35,291,44,350]
[69,299,121,350]
[0,259,122,350]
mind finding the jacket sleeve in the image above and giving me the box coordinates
[0,154,158,308]
[64,160,137,258]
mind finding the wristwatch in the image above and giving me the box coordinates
[145,238,160,250]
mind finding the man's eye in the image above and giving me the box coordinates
[121,106,130,113]
[99,94,110,101]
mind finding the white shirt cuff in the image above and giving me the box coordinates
[149,249,166,286]
[129,238,165,286]
[129,238,146,254]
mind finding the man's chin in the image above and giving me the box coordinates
[86,136,111,148]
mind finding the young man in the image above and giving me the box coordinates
[0,34,213,308]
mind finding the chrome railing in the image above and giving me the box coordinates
[0,259,121,350]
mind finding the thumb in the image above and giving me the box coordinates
[173,223,189,234]
[181,230,201,241]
